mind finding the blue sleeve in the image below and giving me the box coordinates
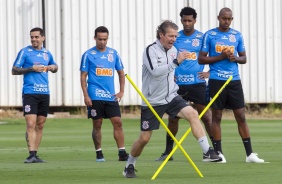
[237,33,245,53]
[115,52,124,71]
[201,32,210,52]
[48,53,57,65]
[13,49,26,67]
[80,52,89,72]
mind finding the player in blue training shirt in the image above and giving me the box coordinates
[199,7,264,163]
[80,26,128,162]
[155,6,214,162]
[12,27,58,163]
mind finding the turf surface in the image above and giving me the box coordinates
[0,118,280,184]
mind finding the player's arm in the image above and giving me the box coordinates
[114,69,125,102]
[234,51,246,64]
[198,49,230,64]
[12,65,46,75]
[80,71,92,106]
[12,66,34,75]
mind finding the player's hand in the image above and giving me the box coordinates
[177,51,189,64]
[198,71,210,79]
[47,65,57,72]
[84,96,92,107]
[228,54,236,62]
[221,48,232,59]
[113,91,124,102]
[33,65,46,72]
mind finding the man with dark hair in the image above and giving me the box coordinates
[80,26,128,162]
[122,20,221,178]
[156,6,215,162]
[198,7,264,163]
[12,27,58,163]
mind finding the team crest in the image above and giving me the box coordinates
[229,35,236,42]
[91,109,97,117]
[43,53,49,61]
[192,39,200,47]
[25,105,31,113]
[170,53,176,60]
[107,54,114,62]
[142,121,149,130]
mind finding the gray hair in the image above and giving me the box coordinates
[156,20,178,39]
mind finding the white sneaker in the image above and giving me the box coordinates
[217,152,227,163]
[246,153,264,163]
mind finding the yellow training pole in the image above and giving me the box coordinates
[125,74,203,178]
[151,76,233,180]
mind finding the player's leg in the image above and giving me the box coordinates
[229,81,264,163]
[106,101,128,161]
[168,96,220,162]
[155,116,178,161]
[195,104,213,139]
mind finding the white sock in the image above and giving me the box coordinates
[198,136,210,154]
[126,154,138,167]
[96,148,102,152]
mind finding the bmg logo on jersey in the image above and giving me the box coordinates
[215,45,235,53]
[185,52,197,60]
[96,68,113,76]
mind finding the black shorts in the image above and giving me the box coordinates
[140,95,189,131]
[88,100,121,120]
[209,79,245,110]
[22,94,50,116]
[178,83,208,105]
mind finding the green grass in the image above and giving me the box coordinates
[0,118,281,184]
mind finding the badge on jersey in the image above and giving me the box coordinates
[192,39,200,47]
[229,35,236,43]
[43,53,49,61]
[107,54,114,62]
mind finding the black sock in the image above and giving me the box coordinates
[29,151,36,157]
[164,135,174,154]
[210,136,214,145]
[242,138,253,156]
[213,140,222,153]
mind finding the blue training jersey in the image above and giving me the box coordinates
[174,30,205,85]
[80,46,124,101]
[13,46,56,94]
[201,28,245,80]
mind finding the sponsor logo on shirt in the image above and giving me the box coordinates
[100,55,107,59]
[184,39,191,43]
[215,45,235,53]
[196,33,203,38]
[177,74,195,83]
[95,89,112,98]
[221,36,228,40]
[108,49,114,53]
[96,68,113,76]
[185,52,197,60]
[217,70,233,79]
[91,50,97,54]
[33,83,48,92]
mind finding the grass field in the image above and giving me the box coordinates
[0,117,281,184]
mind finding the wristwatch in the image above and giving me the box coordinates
[173,59,179,66]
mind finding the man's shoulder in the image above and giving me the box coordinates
[205,28,218,35]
